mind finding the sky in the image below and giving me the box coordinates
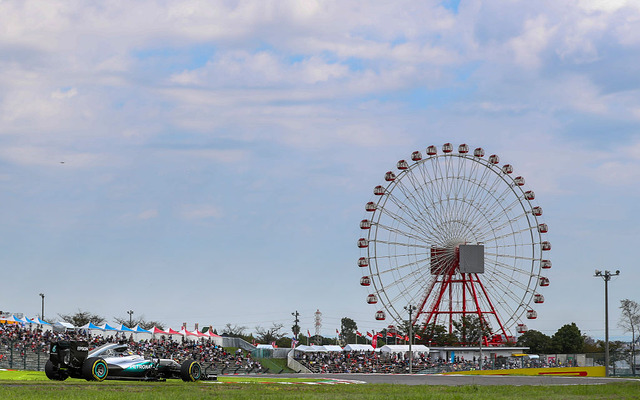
[1,0,640,341]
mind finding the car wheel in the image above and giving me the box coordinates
[82,357,108,381]
[44,360,68,381]
[180,360,202,382]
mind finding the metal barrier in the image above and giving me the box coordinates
[0,342,47,371]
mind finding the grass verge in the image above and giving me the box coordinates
[1,370,639,399]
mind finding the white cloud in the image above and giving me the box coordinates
[179,204,223,220]
[508,15,557,69]
[51,87,78,100]
[137,209,159,220]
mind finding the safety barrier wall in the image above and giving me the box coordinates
[443,366,605,377]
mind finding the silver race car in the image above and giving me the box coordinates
[45,340,216,382]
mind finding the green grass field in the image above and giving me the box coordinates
[1,370,639,399]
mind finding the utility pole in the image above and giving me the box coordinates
[594,269,620,377]
[291,310,300,338]
[127,310,134,327]
[404,305,416,374]
[39,293,45,321]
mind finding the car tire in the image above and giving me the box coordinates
[82,357,108,381]
[45,360,68,381]
[180,360,202,382]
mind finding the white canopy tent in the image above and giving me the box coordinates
[295,345,343,353]
[343,344,374,352]
[52,321,76,331]
[379,345,429,355]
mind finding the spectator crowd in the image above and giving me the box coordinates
[1,323,575,375]
[0,323,262,374]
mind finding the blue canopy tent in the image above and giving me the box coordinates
[118,324,136,333]
[100,323,119,331]
[132,325,151,334]
[35,317,51,325]
[80,322,104,331]
[12,315,30,324]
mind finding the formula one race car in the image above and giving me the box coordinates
[45,340,216,382]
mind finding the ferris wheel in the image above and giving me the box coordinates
[357,143,551,340]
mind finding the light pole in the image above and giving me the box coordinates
[291,310,300,344]
[594,269,620,377]
[127,310,134,327]
[39,293,45,321]
[404,305,417,374]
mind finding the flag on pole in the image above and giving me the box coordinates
[356,331,363,337]
[307,330,311,337]
[366,332,373,338]
[404,336,410,341]
[414,334,422,340]
[291,338,299,348]
[387,332,394,338]
[372,333,381,349]
[336,329,339,334]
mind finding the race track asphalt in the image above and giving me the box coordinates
[266,373,640,386]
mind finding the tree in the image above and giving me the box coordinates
[582,335,601,353]
[255,323,285,344]
[619,299,640,375]
[58,310,105,327]
[423,324,458,346]
[113,315,164,330]
[452,315,491,344]
[222,323,247,337]
[517,329,551,354]
[340,317,358,343]
[549,323,584,354]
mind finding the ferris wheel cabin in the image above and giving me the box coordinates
[397,160,409,170]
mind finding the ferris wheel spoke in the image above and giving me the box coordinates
[486,258,537,285]
[478,211,529,237]
[484,251,538,261]
[485,265,535,294]
[480,275,529,307]
[385,276,430,309]
[479,222,534,243]
[374,223,436,244]
[394,174,449,233]
[374,239,432,250]
[458,167,510,228]
[376,265,430,292]
[374,256,430,276]
[373,250,431,260]
[377,202,443,243]
[475,191,526,233]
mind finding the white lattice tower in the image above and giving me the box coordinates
[314,309,322,338]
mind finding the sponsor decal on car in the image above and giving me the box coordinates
[125,361,154,371]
